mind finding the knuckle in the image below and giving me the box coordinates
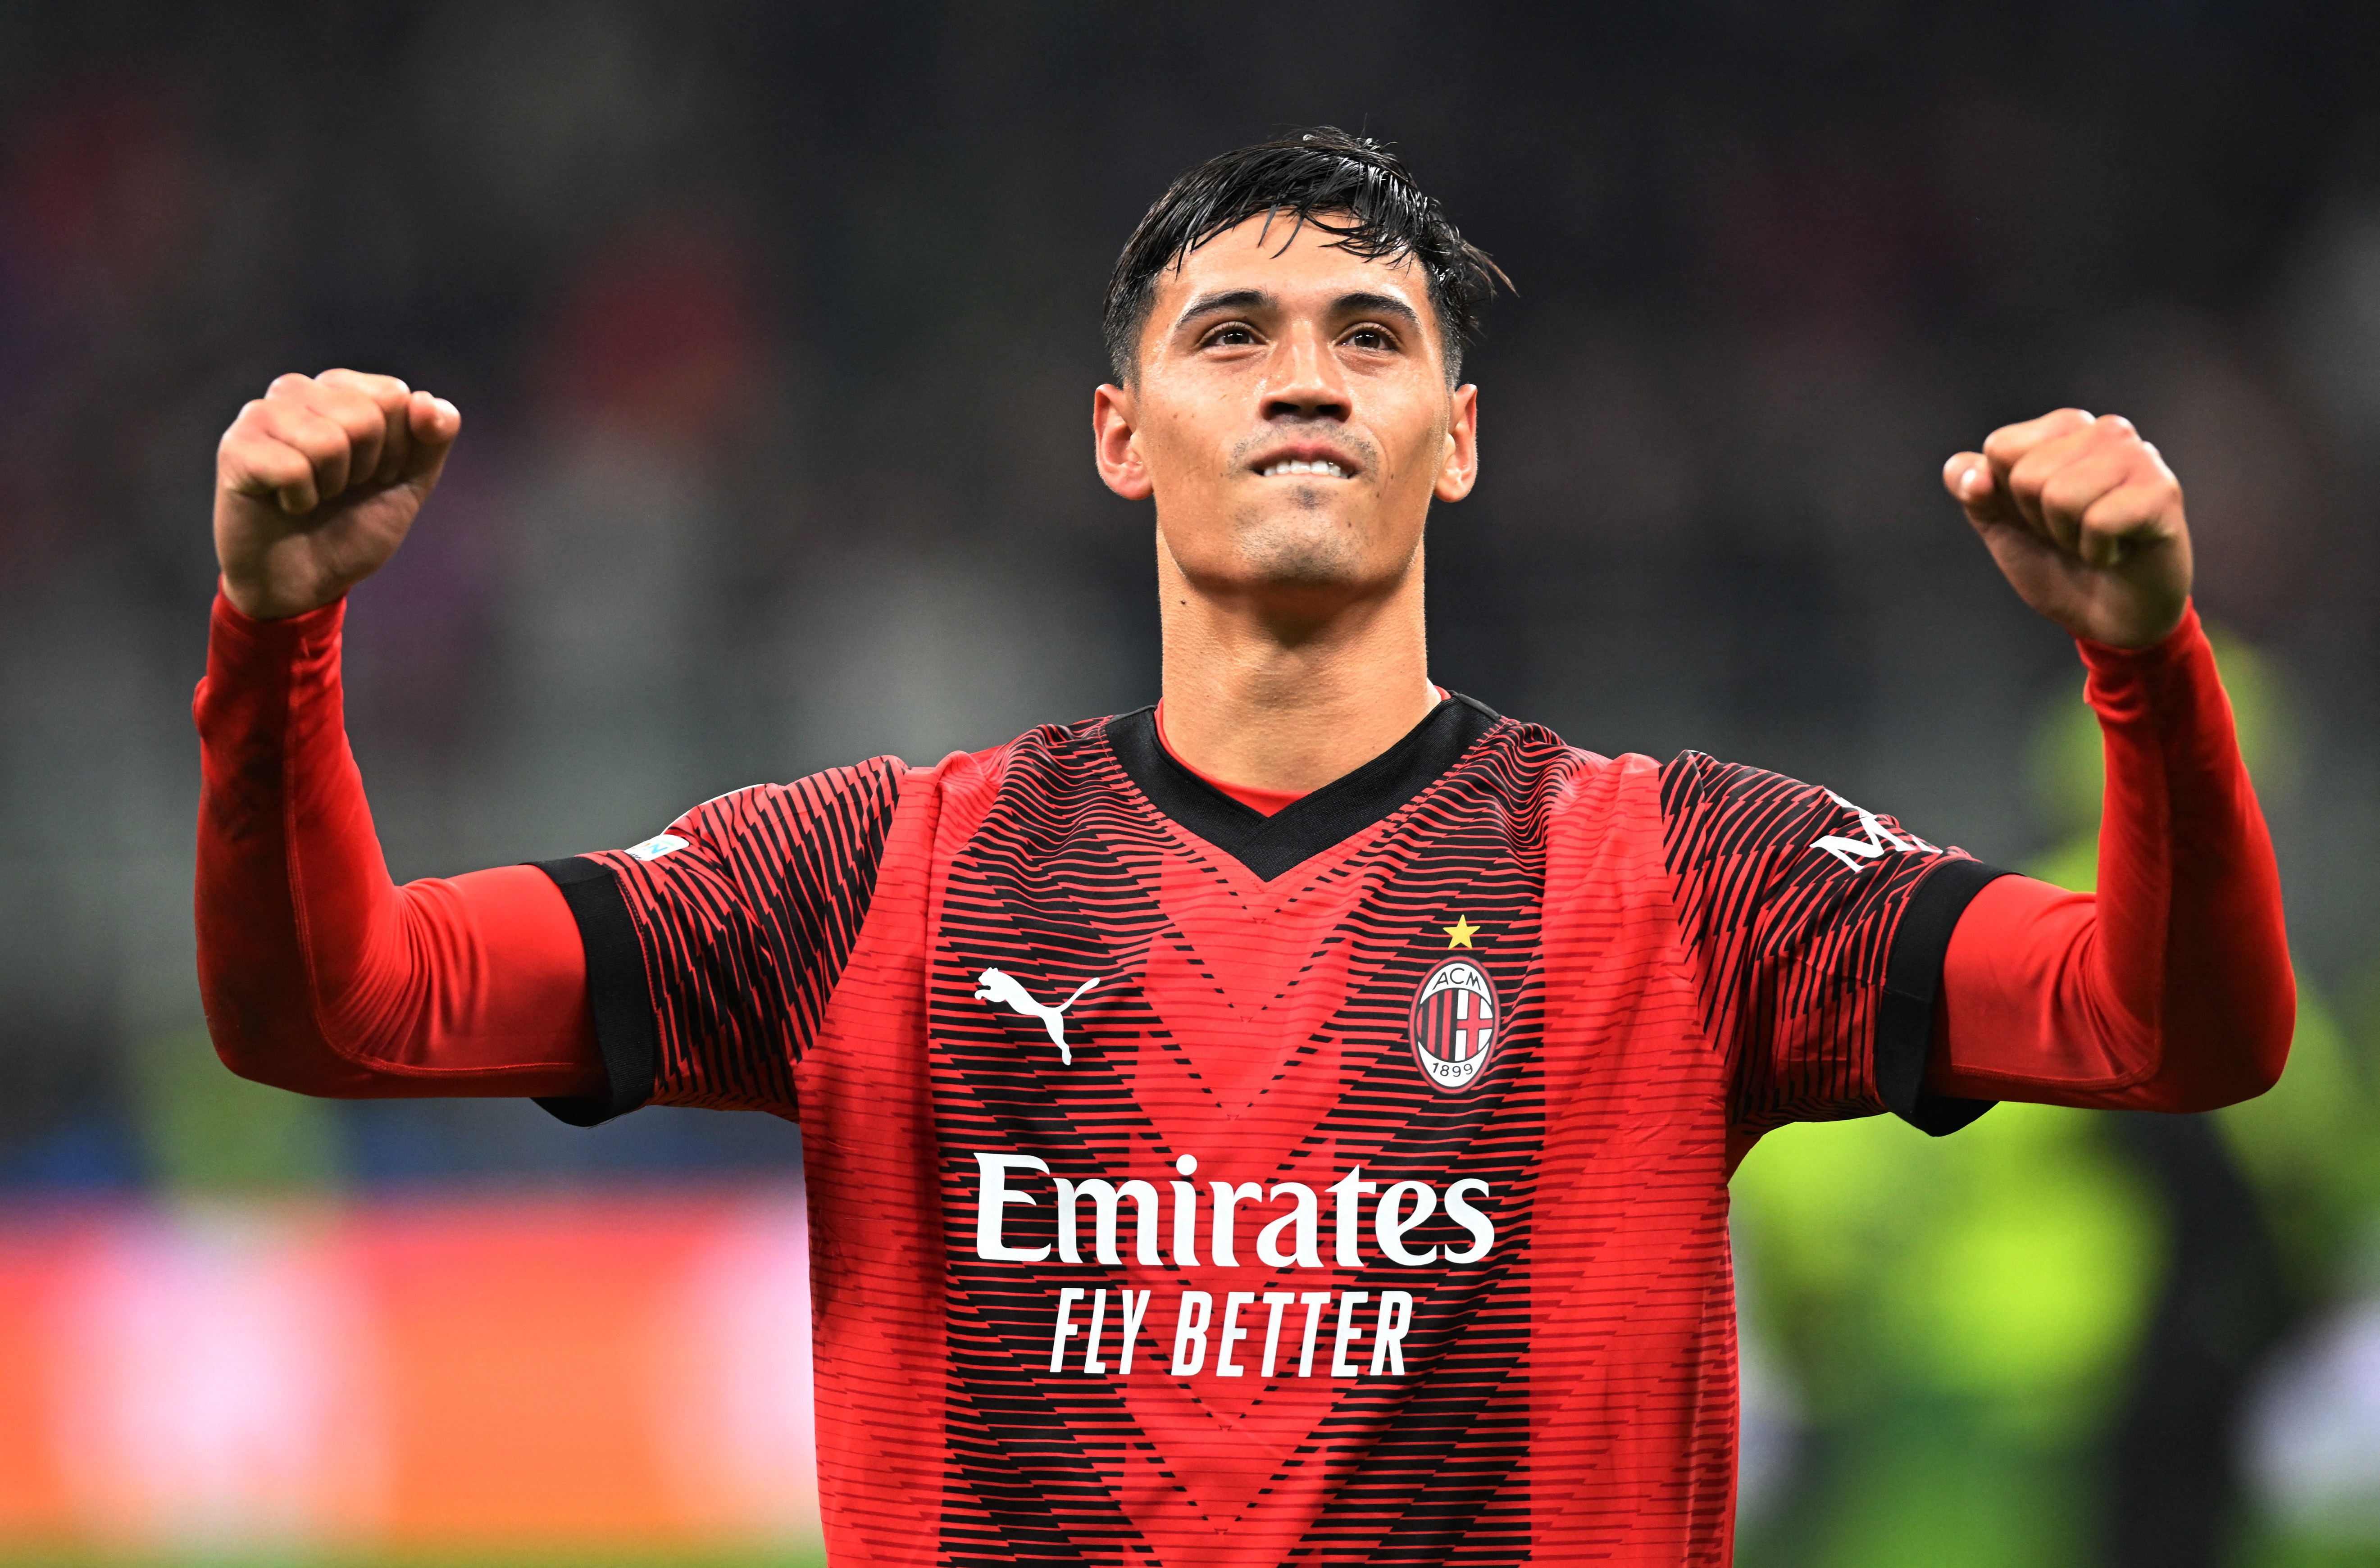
[323,367,405,401]
[2047,493,2095,530]
[2077,488,2124,523]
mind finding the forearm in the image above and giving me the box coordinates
[194,590,602,1097]
[1929,604,2293,1110]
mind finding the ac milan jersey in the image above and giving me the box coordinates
[531,697,2002,1567]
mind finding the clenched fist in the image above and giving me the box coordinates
[1944,409,2193,650]
[215,369,460,620]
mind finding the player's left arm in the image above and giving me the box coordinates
[1925,409,2294,1110]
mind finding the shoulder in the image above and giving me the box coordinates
[921,712,1129,782]
[1655,750,1846,856]
[1462,710,1666,807]
[668,755,911,845]
[868,712,1144,841]
[1428,713,1682,876]
[1486,731,1923,870]
[674,714,1140,834]
[1653,750,1965,898]
[1652,750,1898,832]
[1656,749,1820,823]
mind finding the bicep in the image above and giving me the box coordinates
[579,760,910,1117]
[1663,751,1971,1129]
[1927,873,2155,1106]
[300,864,605,1097]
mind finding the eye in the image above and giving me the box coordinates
[1203,323,1260,348]
[1343,324,1397,351]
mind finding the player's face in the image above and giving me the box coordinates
[1093,213,1479,606]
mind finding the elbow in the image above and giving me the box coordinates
[2150,991,2297,1114]
[2216,963,2299,1108]
[2157,1059,2284,1115]
[197,972,355,1098]
[2223,1007,2296,1107]
[201,1000,316,1095]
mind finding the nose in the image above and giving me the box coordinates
[1261,321,1350,423]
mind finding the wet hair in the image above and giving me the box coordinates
[1102,127,1508,385]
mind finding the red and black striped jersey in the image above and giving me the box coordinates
[533,695,2002,1567]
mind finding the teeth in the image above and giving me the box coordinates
[1262,459,1348,478]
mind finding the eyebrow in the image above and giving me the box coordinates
[1172,288,1425,334]
[1331,291,1424,332]
[1174,288,1270,328]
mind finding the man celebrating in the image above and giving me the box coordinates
[194,130,2291,1564]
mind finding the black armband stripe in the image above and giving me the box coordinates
[530,856,660,1127]
[1877,856,2010,1136]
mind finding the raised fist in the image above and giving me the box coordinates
[214,370,460,620]
[1943,409,2193,650]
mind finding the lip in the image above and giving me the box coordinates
[1248,440,1362,480]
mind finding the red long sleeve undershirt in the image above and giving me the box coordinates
[1926,606,2294,1110]
[192,591,2292,1115]
[194,591,600,1099]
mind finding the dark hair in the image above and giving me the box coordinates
[1102,127,1508,385]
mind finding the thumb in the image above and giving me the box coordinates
[400,391,462,494]
[1941,450,2010,529]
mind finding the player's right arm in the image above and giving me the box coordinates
[196,372,607,1099]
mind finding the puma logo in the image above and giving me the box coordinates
[973,969,1101,1065]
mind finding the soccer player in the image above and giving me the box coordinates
[194,130,2292,1564]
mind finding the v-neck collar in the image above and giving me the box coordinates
[1104,695,1501,881]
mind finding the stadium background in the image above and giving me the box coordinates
[2,2,2377,1563]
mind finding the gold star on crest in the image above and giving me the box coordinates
[1442,915,1480,949]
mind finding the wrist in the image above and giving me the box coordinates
[2075,600,2213,734]
[213,578,346,642]
[2075,599,2200,668]
[217,569,344,622]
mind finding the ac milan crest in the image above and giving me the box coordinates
[1410,959,1498,1094]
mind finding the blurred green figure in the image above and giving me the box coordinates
[1733,631,2380,1568]
[131,1025,345,1195]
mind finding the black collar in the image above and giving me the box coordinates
[1104,696,1501,881]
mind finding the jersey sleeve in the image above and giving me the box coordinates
[1659,753,2007,1136]
[532,761,908,1125]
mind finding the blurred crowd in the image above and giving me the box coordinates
[3,2,2377,1563]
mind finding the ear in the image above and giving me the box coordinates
[1434,382,1480,502]
[1093,383,1153,500]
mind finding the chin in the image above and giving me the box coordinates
[1234,507,1374,588]
[1162,491,1411,596]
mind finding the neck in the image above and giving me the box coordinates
[1154,538,1437,796]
